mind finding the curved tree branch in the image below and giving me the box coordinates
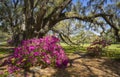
[57,12,112,22]
[52,29,79,45]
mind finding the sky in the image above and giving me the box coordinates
[72,0,87,6]
[72,0,113,6]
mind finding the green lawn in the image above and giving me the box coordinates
[61,43,120,58]
[107,44,120,51]
[60,43,120,52]
[60,43,89,53]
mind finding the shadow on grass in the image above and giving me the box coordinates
[51,69,71,77]
[51,52,99,77]
[101,59,120,76]
[51,59,99,77]
[57,51,120,77]
[0,46,13,67]
[51,68,97,77]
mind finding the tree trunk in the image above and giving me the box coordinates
[114,30,120,42]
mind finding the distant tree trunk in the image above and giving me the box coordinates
[114,30,120,42]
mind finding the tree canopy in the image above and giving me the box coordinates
[0,0,120,45]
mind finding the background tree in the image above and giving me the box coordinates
[52,19,98,46]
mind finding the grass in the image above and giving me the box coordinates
[104,44,120,59]
[62,45,87,53]
[60,43,120,52]
[60,43,89,53]
[60,43,120,59]
[107,44,120,51]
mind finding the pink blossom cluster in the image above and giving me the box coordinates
[91,39,111,47]
[5,36,69,73]
[87,38,111,56]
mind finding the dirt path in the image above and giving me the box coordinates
[0,53,120,77]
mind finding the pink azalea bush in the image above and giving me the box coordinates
[87,38,111,57]
[5,36,69,73]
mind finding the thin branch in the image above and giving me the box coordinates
[13,0,19,8]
